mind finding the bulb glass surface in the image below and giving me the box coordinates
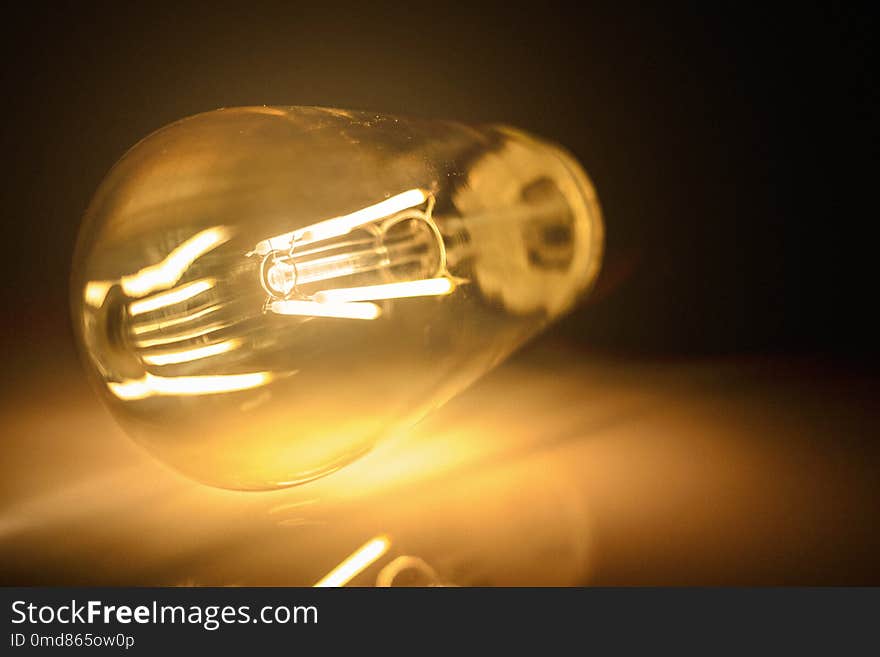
[71,106,603,490]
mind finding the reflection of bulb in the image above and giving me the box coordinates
[71,106,603,490]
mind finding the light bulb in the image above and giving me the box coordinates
[71,106,603,490]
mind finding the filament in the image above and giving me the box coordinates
[107,371,273,400]
[83,280,114,308]
[315,277,454,303]
[130,303,223,335]
[120,226,231,297]
[141,338,242,365]
[128,279,215,317]
[269,300,381,320]
[252,188,427,256]
[133,320,232,348]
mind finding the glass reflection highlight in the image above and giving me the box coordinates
[314,536,391,587]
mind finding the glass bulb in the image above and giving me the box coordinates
[71,106,603,490]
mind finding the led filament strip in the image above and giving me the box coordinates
[254,188,457,320]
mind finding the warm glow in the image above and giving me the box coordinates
[141,339,242,366]
[314,536,391,587]
[133,321,231,348]
[69,106,604,492]
[270,299,381,320]
[107,371,272,400]
[128,279,215,317]
[314,277,455,303]
[120,226,232,298]
[252,189,428,256]
[83,280,114,308]
[130,304,222,335]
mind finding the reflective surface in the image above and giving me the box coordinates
[71,107,603,490]
[2,341,878,586]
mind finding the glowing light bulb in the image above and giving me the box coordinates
[71,106,603,490]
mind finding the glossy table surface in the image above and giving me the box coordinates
[1,337,877,585]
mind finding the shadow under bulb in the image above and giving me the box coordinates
[71,106,604,490]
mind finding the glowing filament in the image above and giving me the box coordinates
[120,226,232,297]
[107,371,272,400]
[128,279,215,317]
[133,321,231,348]
[314,536,391,587]
[270,299,381,320]
[130,304,222,335]
[83,280,114,308]
[141,339,242,366]
[252,188,428,255]
[315,277,454,303]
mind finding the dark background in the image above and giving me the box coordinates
[0,1,874,358]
